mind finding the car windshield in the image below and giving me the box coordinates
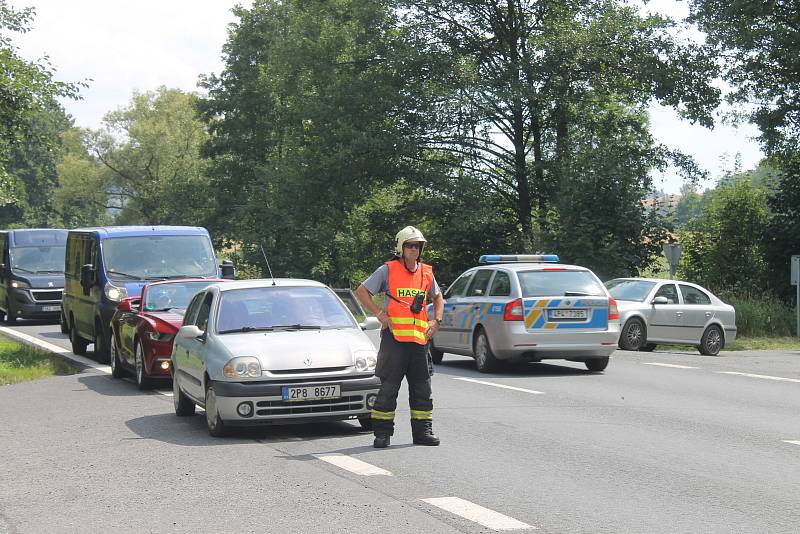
[216,286,357,333]
[11,245,66,273]
[143,281,218,312]
[605,279,657,302]
[101,235,216,281]
[517,270,606,298]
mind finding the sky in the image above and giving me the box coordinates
[8,0,764,195]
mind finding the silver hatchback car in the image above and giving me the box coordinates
[605,278,737,355]
[429,255,620,373]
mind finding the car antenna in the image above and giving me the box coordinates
[259,244,277,286]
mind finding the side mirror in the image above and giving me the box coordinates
[652,296,669,305]
[178,325,204,339]
[117,297,141,313]
[80,264,95,287]
[220,260,236,280]
[360,316,382,331]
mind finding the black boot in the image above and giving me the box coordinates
[373,434,391,448]
[411,420,440,446]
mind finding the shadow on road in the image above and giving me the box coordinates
[78,374,169,397]
[434,357,592,378]
[38,331,69,341]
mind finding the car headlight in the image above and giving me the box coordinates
[104,282,128,302]
[147,331,175,342]
[354,351,378,372]
[223,356,262,379]
[10,280,30,289]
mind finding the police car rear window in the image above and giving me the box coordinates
[517,270,605,298]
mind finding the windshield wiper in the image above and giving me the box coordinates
[12,267,35,274]
[149,307,173,312]
[35,269,64,274]
[272,324,322,330]
[564,291,591,297]
[218,326,274,334]
[107,270,141,280]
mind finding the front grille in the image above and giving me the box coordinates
[255,395,364,416]
[270,366,349,375]
[31,290,62,302]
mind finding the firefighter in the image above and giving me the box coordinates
[355,225,445,448]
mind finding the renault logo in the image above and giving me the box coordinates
[303,357,313,367]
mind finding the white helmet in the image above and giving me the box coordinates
[395,225,427,255]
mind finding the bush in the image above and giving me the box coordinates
[721,292,797,338]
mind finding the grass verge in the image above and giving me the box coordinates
[724,336,800,351]
[0,334,77,385]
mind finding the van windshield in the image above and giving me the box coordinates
[11,245,66,273]
[102,235,216,281]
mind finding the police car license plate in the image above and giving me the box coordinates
[282,385,340,401]
[549,309,587,320]
[42,305,61,312]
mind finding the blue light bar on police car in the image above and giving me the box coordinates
[479,254,560,264]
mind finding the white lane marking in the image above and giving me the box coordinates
[315,454,392,476]
[0,326,110,374]
[643,362,698,369]
[422,497,534,530]
[453,377,545,395]
[782,441,800,446]
[715,371,800,384]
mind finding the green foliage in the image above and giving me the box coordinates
[0,336,76,385]
[720,292,796,338]
[52,128,109,227]
[678,175,770,294]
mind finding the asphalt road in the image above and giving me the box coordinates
[1,321,799,533]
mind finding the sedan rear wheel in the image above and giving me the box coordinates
[173,372,196,416]
[134,342,154,390]
[110,335,124,379]
[205,385,228,437]
[474,329,499,373]
[699,325,723,356]
[619,318,645,351]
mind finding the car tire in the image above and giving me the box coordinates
[205,385,228,437]
[358,416,373,431]
[70,321,88,356]
[173,372,196,416]
[474,329,499,373]
[93,321,110,364]
[0,307,5,322]
[640,343,657,352]
[585,357,609,372]
[110,336,125,379]
[60,312,69,334]
[619,318,645,351]
[699,324,723,356]
[134,341,154,390]
[429,343,444,364]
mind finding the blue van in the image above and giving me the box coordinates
[62,226,233,361]
[0,229,68,323]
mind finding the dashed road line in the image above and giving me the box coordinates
[453,377,545,395]
[315,454,392,476]
[643,362,698,369]
[715,371,800,384]
[422,496,534,530]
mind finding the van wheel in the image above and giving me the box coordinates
[4,301,15,324]
[93,321,110,364]
[205,385,229,437]
[474,329,499,373]
[429,343,444,364]
[60,312,69,334]
[699,325,723,356]
[585,358,609,372]
[0,306,5,322]
[70,322,88,356]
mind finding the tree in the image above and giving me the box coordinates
[0,1,83,206]
[403,0,721,250]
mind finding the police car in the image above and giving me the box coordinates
[428,255,620,372]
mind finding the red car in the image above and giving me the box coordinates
[110,279,224,389]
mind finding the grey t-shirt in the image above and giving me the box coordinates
[362,262,440,297]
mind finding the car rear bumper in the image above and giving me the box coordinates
[493,323,620,360]
[212,376,381,424]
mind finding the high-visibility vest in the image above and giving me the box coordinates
[385,259,433,344]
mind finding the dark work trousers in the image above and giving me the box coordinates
[371,329,434,436]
